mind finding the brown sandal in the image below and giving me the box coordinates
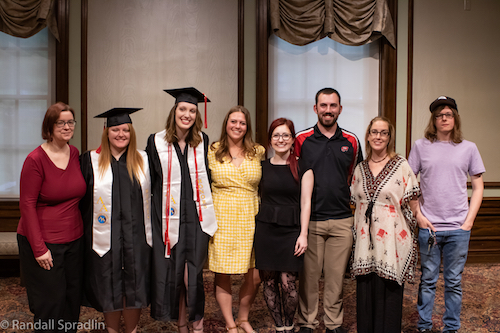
[237,320,257,333]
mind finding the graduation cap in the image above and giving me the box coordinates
[164,87,210,105]
[164,87,210,128]
[94,107,143,127]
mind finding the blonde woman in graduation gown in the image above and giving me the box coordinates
[80,108,152,333]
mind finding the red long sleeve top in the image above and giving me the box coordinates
[17,145,86,257]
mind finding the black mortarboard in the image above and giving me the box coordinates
[429,96,458,113]
[164,87,211,128]
[94,108,142,127]
[164,87,211,105]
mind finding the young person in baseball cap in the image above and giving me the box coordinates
[408,96,485,333]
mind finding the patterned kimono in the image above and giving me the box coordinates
[350,155,420,285]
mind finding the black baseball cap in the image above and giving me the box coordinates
[429,96,458,113]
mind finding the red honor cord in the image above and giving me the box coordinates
[165,144,172,255]
[204,94,207,128]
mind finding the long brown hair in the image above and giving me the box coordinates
[268,118,299,182]
[424,106,463,143]
[364,116,396,160]
[163,102,203,147]
[98,123,144,181]
[211,105,258,163]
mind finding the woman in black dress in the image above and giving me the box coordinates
[254,118,314,333]
[80,108,152,333]
[147,88,217,332]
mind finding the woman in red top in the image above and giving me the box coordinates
[17,102,86,333]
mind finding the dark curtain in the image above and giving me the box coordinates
[0,0,59,40]
[270,0,395,47]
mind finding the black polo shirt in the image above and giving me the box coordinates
[295,124,363,221]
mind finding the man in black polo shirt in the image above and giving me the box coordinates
[295,88,363,333]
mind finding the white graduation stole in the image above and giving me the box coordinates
[155,130,217,258]
[90,150,152,257]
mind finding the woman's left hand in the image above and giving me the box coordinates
[294,234,308,256]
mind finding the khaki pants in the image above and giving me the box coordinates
[297,217,354,330]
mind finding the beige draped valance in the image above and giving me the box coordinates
[0,0,59,40]
[270,0,395,48]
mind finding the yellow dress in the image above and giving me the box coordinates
[208,142,265,274]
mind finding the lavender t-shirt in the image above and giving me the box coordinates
[408,139,485,231]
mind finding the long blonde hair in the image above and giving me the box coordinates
[163,103,203,147]
[98,123,144,181]
[211,105,258,163]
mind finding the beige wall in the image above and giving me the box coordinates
[411,0,500,183]
[86,0,239,150]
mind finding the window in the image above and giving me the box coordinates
[268,35,379,153]
[0,28,56,197]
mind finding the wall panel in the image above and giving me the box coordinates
[412,0,500,182]
[86,0,238,149]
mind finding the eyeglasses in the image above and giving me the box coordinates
[369,129,389,137]
[55,120,77,128]
[271,133,292,141]
[435,112,454,120]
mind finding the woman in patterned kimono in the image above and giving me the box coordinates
[350,116,420,333]
[147,88,217,333]
[208,106,265,333]
[80,108,152,333]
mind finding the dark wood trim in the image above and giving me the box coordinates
[55,0,70,103]
[468,197,500,263]
[379,0,397,126]
[0,201,20,232]
[255,0,269,146]
[81,0,88,152]
[238,0,244,106]
[468,182,500,189]
[405,0,414,157]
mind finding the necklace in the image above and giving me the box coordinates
[229,153,241,160]
[370,154,388,163]
[229,147,243,160]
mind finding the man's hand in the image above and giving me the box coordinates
[416,212,436,232]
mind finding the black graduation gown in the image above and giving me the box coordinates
[146,132,210,322]
[80,150,151,312]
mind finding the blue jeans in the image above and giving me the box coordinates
[417,228,470,332]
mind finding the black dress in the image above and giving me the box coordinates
[147,132,210,322]
[80,150,151,312]
[254,159,307,272]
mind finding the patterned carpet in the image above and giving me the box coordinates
[0,263,498,332]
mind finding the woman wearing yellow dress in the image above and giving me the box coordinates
[208,105,265,333]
